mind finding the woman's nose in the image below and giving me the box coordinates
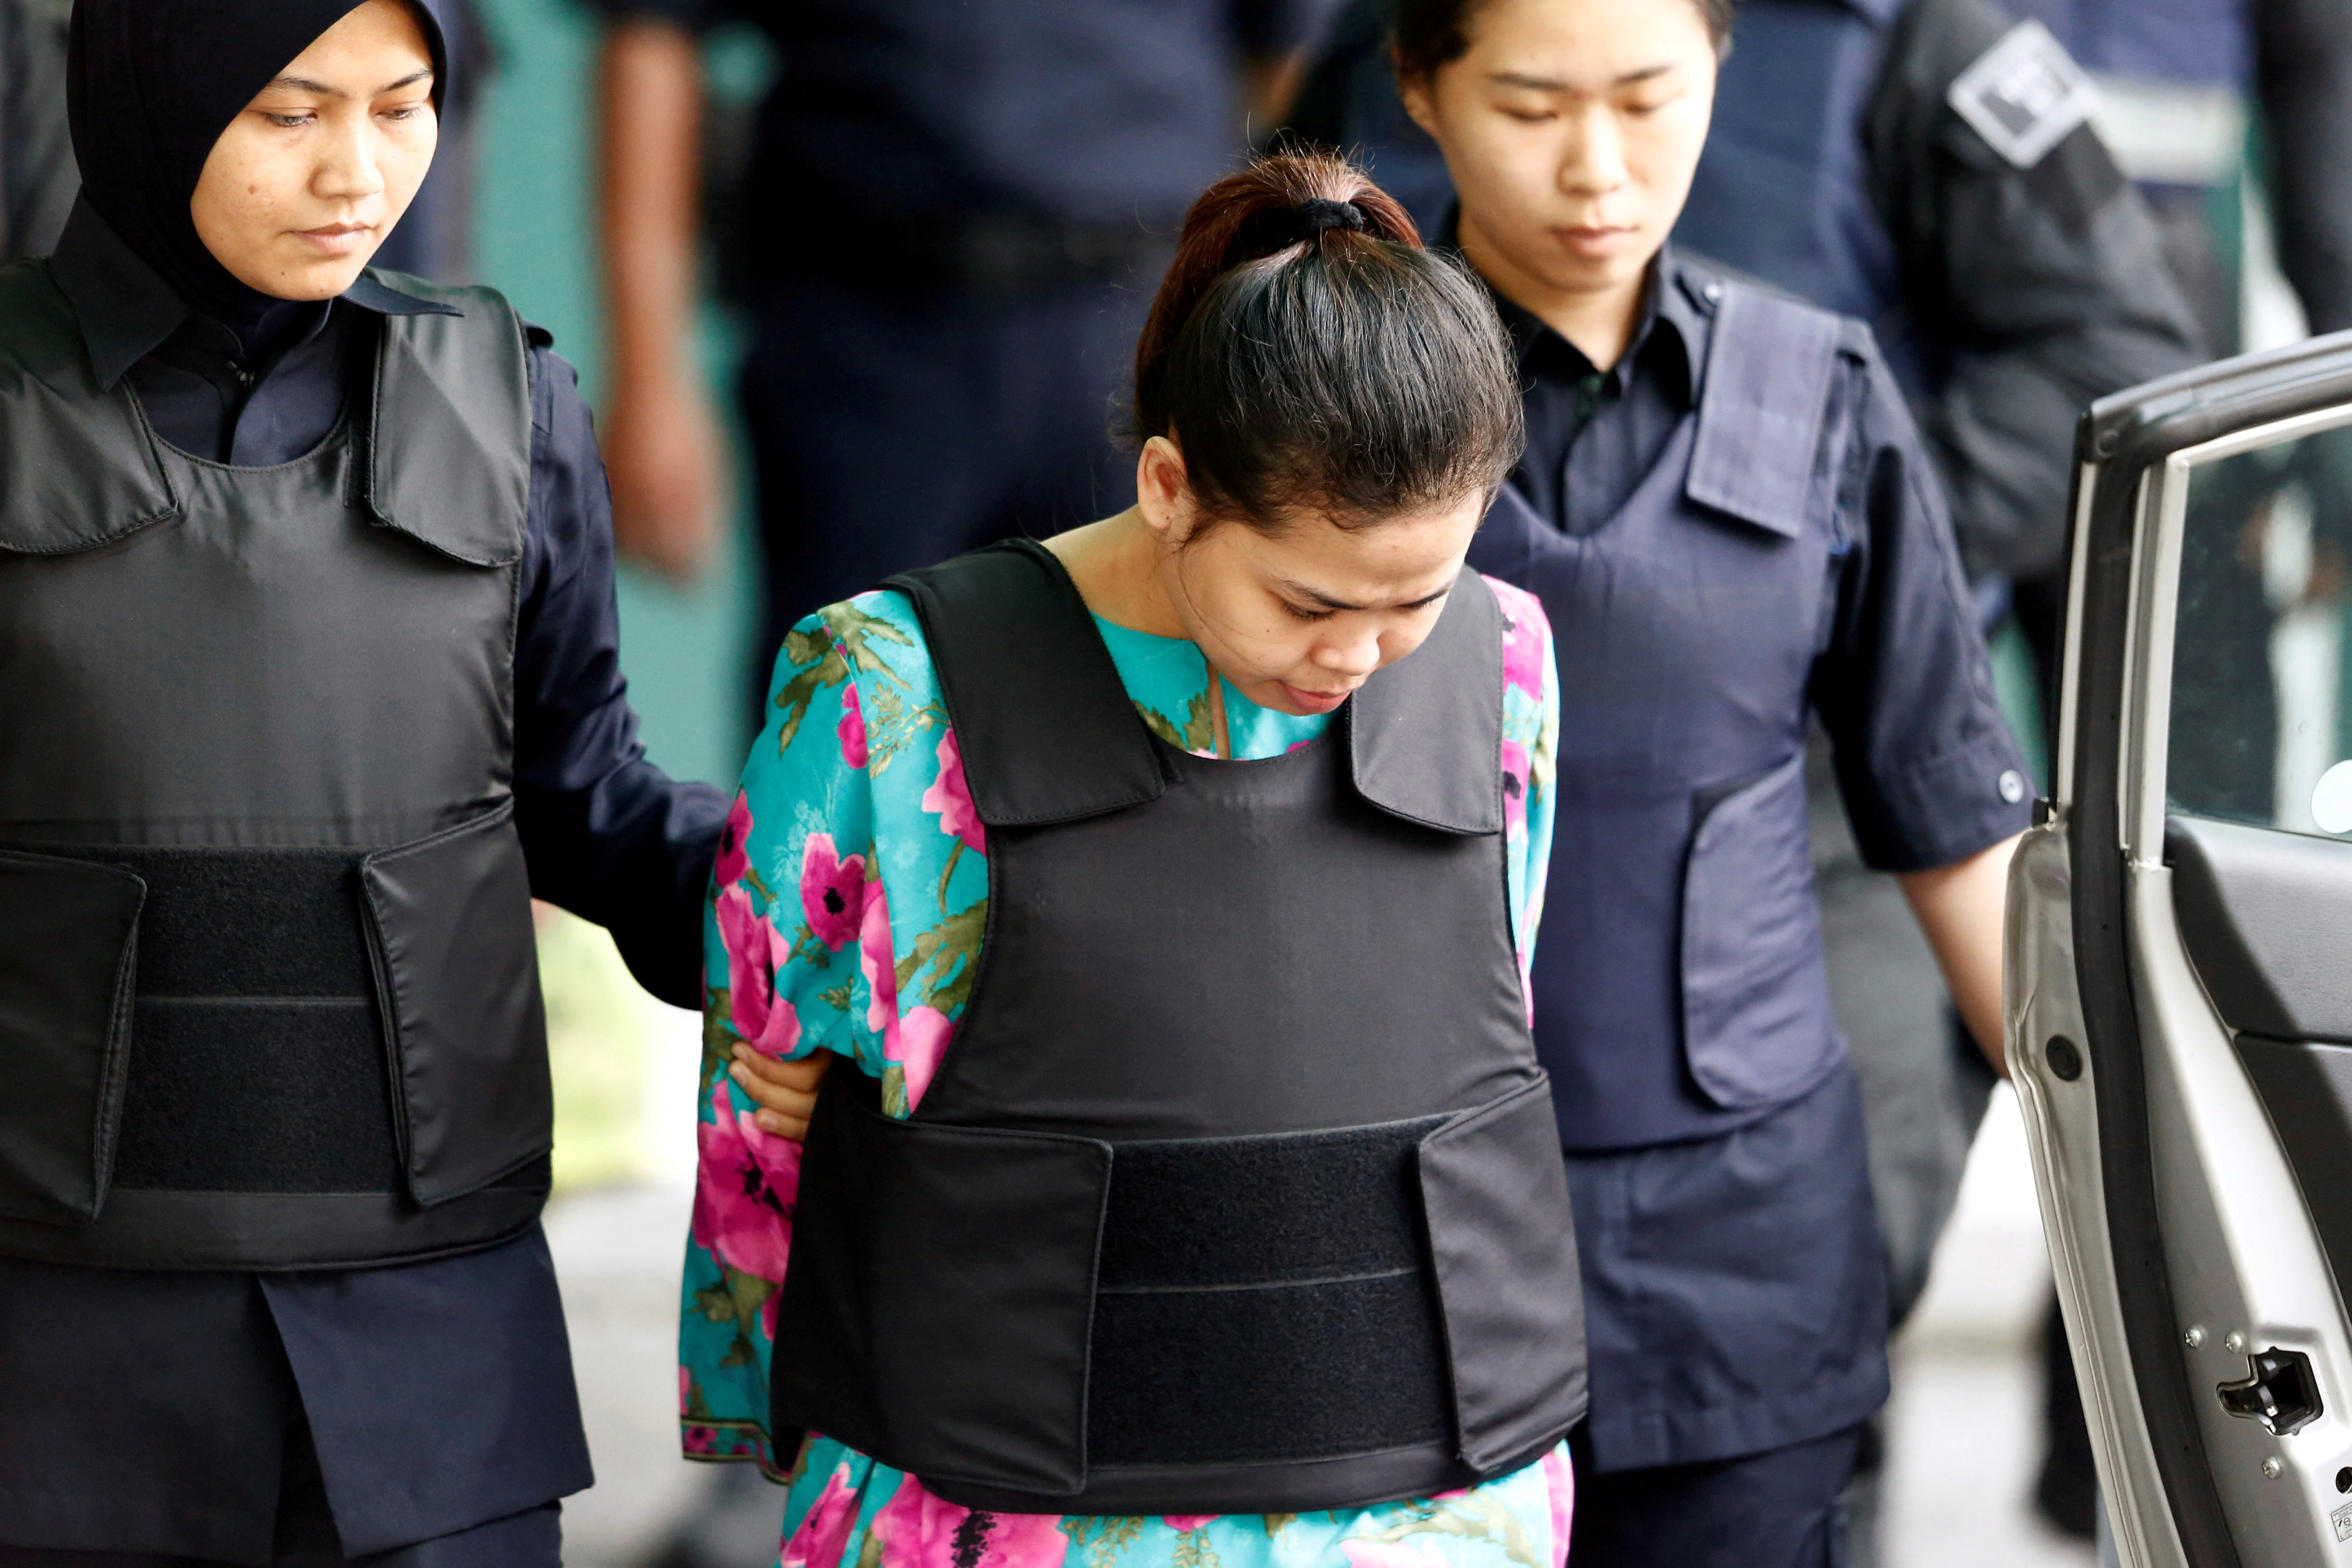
[314,118,388,204]
[1316,626,1384,679]
[1559,103,1629,196]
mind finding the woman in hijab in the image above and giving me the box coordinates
[0,4,794,1563]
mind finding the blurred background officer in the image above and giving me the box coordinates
[0,0,72,263]
[588,0,1339,714]
[0,0,493,277]
[2015,0,2352,355]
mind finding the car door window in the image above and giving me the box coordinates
[2173,421,2352,836]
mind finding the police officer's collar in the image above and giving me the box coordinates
[49,197,461,392]
[1437,207,1711,409]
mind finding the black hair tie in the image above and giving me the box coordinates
[1231,198,1371,261]
[1292,198,1369,238]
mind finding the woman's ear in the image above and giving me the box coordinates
[1134,435,1195,546]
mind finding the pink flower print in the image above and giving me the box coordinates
[682,1424,717,1456]
[717,885,802,1055]
[716,791,753,889]
[1501,739,1530,836]
[859,877,900,1038]
[1341,1542,1449,1568]
[1489,576,1551,701]
[800,834,868,950]
[921,729,986,853]
[838,682,870,769]
[872,1479,1064,1568]
[691,1079,802,1330]
[1161,1516,1220,1534]
[678,1364,692,1414]
[782,1463,863,1568]
[892,1005,954,1113]
[1542,1444,1574,1568]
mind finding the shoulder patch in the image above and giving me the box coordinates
[1945,19,2098,171]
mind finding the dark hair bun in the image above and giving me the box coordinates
[1132,151,1522,529]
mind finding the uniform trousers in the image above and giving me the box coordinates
[1568,1424,1865,1568]
[0,1452,557,1568]
[738,269,1155,718]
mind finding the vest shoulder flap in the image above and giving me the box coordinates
[0,259,178,556]
[1683,278,1851,539]
[358,269,534,568]
[1348,566,1505,836]
[884,539,1171,827]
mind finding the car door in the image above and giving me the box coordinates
[2014,331,2352,1568]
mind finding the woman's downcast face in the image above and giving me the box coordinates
[1136,437,1486,719]
[190,0,439,300]
[1402,0,1718,303]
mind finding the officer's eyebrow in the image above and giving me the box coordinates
[269,68,435,98]
[1488,63,1680,92]
[1280,578,1453,613]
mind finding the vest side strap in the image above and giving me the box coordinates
[883,539,1167,826]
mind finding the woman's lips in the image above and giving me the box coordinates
[1555,224,1638,260]
[295,224,373,255]
[1280,681,1355,715]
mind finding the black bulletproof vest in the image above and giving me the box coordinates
[0,259,550,1270]
[771,541,1587,1514]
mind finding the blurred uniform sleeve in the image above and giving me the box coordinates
[513,341,730,1007]
[2255,0,2352,335]
[0,0,79,264]
[1863,0,2204,584]
[1813,330,2036,873]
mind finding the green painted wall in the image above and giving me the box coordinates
[468,0,765,789]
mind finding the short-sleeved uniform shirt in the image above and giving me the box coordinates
[683,580,1573,1568]
[1464,244,2033,1471]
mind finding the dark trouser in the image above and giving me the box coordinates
[739,269,1156,718]
[0,1418,560,1567]
[1569,1424,1864,1568]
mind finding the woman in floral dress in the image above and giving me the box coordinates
[683,153,1574,1568]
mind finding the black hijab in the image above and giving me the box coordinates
[66,0,450,355]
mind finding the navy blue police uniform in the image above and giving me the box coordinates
[1460,243,2033,1565]
[587,0,1334,714]
[0,203,727,1567]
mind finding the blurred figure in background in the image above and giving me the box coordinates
[2015,0,2352,355]
[0,0,73,263]
[590,0,1339,709]
[0,0,492,277]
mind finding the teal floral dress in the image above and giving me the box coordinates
[681,574,1569,1568]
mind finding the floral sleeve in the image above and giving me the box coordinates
[681,590,982,1471]
[1488,575,1560,1004]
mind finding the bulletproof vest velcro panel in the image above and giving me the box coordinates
[0,264,547,1270]
[773,541,1587,1514]
[1088,1116,1454,1467]
[90,847,395,1194]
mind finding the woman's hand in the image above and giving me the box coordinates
[728,1046,832,1140]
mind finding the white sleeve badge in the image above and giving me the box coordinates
[1945,19,2100,171]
